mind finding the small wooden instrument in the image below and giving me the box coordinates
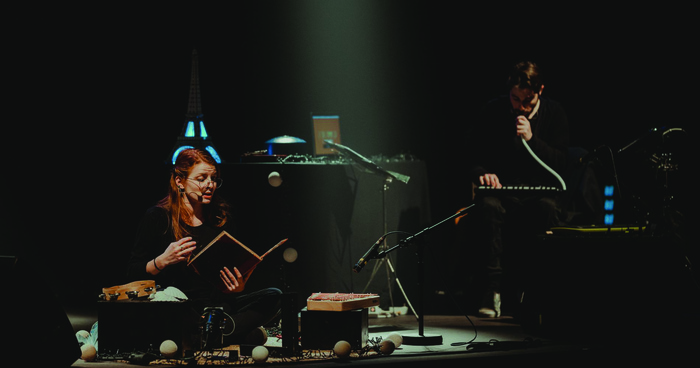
[99,280,157,301]
[307,292,380,312]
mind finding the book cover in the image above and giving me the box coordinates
[187,231,287,292]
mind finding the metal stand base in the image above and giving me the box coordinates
[401,333,443,346]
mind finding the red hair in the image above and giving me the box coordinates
[157,148,230,240]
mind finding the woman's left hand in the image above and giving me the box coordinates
[220,266,254,293]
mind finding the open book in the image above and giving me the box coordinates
[187,231,287,292]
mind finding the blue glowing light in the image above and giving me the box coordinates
[205,146,222,163]
[604,200,615,211]
[185,121,196,137]
[172,145,195,165]
[604,185,614,197]
[199,121,208,138]
[604,214,614,225]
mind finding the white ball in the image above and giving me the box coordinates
[333,340,351,358]
[268,171,282,187]
[160,339,178,358]
[80,344,97,361]
[379,339,395,355]
[386,332,403,348]
[251,345,269,363]
[282,247,298,263]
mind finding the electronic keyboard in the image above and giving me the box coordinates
[476,185,563,196]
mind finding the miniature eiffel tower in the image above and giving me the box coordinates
[170,49,222,164]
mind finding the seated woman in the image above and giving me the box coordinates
[127,148,281,347]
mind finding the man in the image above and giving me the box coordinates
[461,61,570,318]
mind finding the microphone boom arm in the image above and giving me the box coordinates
[377,204,475,259]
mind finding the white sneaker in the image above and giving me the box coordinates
[478,292,501,318]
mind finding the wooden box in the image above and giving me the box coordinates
[300,308,368,350]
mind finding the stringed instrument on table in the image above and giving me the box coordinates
[99,280,157,301]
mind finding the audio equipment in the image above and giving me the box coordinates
[476,185,562,196]
[301,308,368,350]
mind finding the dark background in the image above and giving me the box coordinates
[3,2,694,310]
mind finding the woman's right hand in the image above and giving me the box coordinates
[157,237,197,268]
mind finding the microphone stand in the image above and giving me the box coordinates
[326,140,414,316]
[360,175,418,319]
[371,204,475,346]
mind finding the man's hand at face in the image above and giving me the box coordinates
[516,115,533,141]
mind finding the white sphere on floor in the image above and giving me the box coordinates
[252,345,269,363]
[333,340,351,358]
[160,339,178,358]
[80,344,96,361]
[268,171,282,187]
[379,339,395,355]
[386,332,403,348]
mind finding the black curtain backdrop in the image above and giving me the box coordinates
[4,2,694,311]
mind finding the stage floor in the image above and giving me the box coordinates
[64,306,697,367]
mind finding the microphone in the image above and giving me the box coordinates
[180,186,203,197]
[353,234,387,273]
[322,139,337,149]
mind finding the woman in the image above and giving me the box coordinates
[127,148,281,346]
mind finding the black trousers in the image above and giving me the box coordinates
[460,195,563,294]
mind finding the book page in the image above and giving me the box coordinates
[187,231,260,266]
